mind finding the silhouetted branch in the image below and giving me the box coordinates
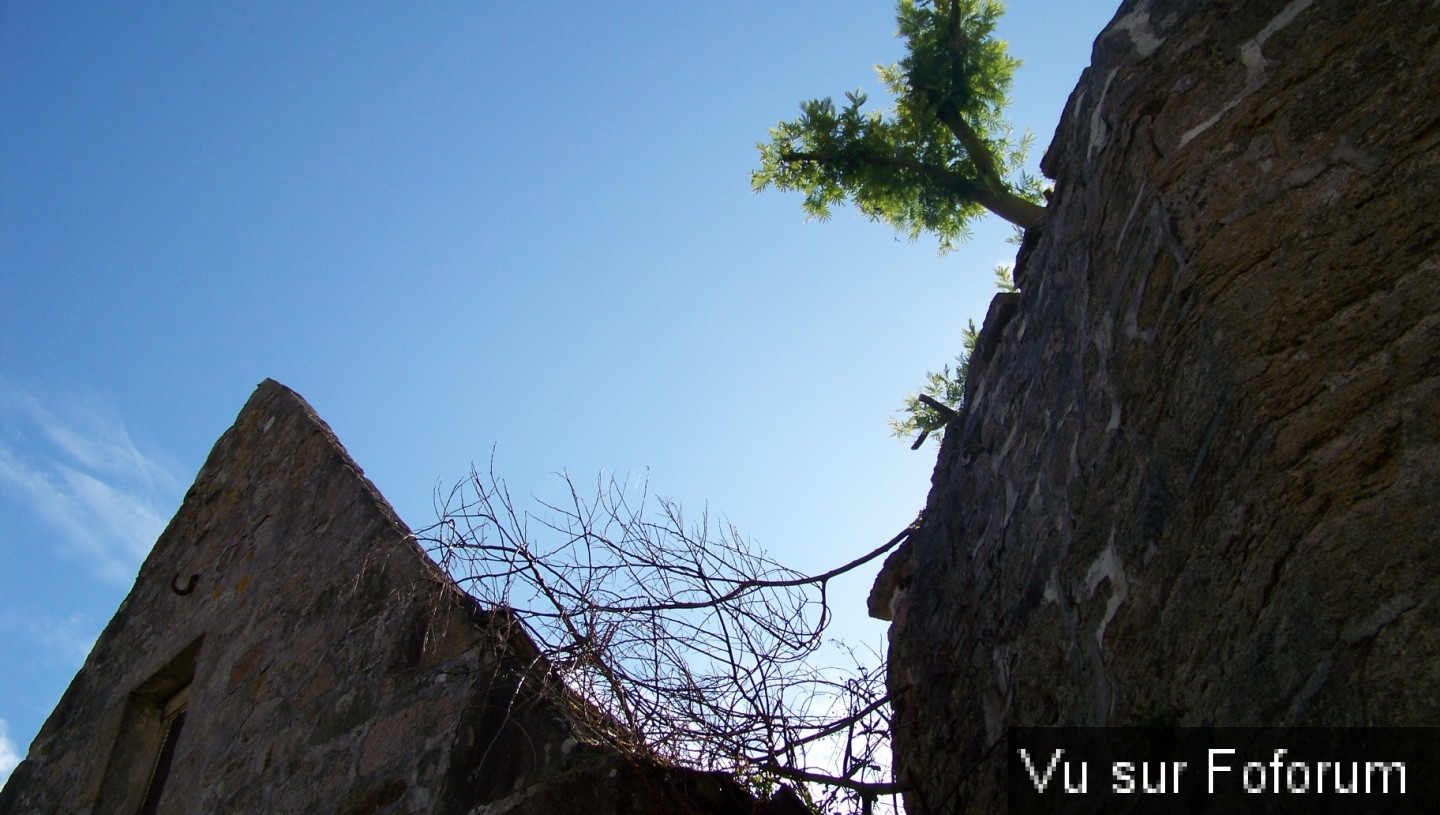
[418,460,908,814]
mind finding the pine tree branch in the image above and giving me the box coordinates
[933,111,1045,229]
[917,393,959,422]
[781,133,1042,230]
[779,150,987,203]
[910,429,930,451]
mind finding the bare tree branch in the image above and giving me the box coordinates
[418,462,909,814]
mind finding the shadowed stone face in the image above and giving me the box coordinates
[878,0,1440,811]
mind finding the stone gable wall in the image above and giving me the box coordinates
[0,381,776,815]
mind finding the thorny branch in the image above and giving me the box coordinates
[417,461,917,814]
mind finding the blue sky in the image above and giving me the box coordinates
[0,1,1120,780]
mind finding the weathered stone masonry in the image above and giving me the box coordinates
[0,380,779,815]
[874,0,1440,812]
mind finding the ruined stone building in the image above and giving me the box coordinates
[0,380,781,815]
[4,0,1438,813]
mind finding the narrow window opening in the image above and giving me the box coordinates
[93,637,201,815]
[135,685,188,815]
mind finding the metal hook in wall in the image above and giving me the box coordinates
[170,573,200,596]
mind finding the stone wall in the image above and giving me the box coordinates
[875,0,1440,811]
[0,380,782,815]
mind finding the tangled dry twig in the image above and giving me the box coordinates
[417,461,913,813]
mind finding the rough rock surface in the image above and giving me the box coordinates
[0,380,777,815]
[876,0,1440,811]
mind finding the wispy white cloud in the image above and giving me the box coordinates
[16,388,177,492]
[0,379,182,584]
[0,718,21,786]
